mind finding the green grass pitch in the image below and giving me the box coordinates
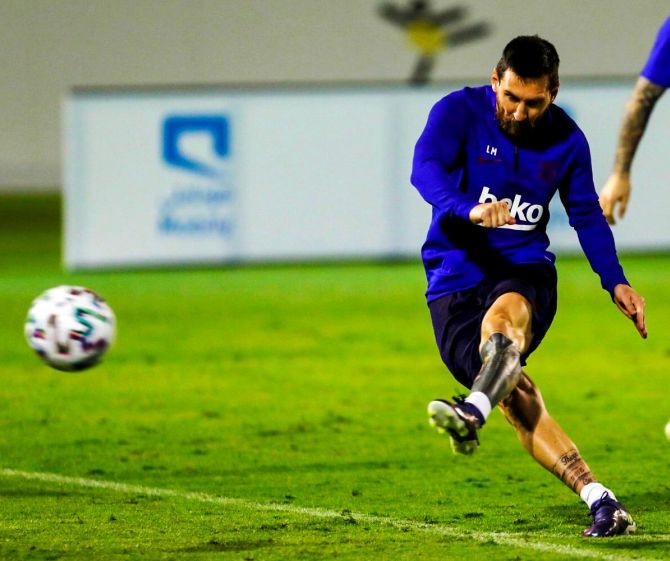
[0,194,668,560]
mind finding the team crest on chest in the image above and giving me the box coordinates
[539,160,559,183]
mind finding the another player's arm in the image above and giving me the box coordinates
[600,77,666,224]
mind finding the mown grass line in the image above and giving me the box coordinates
[2,468,667,561]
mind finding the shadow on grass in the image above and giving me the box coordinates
[179,459,397,477]
[178,538,276,553]
[627,487,670,514]
[0,488,90,498]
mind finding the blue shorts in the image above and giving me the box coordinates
[428,264,557,389]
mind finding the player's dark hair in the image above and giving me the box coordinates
[495,35,560,92]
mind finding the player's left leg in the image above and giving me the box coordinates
[428,266,554,454]
[471,291,531,404]
[499,373,636,537]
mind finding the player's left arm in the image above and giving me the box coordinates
[560,131,648,339]
[612,283,648,339]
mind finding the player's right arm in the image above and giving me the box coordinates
[600,76,665,224]
[411,93,480,221]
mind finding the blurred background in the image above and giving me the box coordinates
[2,0,669,269]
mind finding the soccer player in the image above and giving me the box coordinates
[600,16,669,224]
[411,35,647,537]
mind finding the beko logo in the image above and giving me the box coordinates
[479,186,544,231]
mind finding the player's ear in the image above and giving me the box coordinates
[490,69,499,91]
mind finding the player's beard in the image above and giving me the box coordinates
[495,104,538,141]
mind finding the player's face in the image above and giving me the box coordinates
[491,68,556,139]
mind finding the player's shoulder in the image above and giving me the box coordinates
[430,85,490,118]
[438,84,489,106]
[548,103,589,147]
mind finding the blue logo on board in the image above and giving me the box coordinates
[159,114,234,238]
[162,115,230,176]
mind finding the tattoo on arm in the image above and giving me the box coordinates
[614,77,666,174]
[552,449,595,492]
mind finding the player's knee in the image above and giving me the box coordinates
[482,315,527,352]
[482,292,532,351]
[481,311,511,337]
[480,332,519,363]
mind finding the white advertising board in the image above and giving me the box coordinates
[64,82,670,269]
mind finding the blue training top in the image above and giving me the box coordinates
[411,85,628,303]
[641,16,670,87]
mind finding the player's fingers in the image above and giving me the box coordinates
[622,293,647,339]
[624,295,638,317]
[630,311,647,338]
[632,297,647,339]
[599,196,614,224]
[598,193,612,216]
[484,204,500,227]
[496,203,509,227]
[635,310,647,338]
[479,202,514,228]
[499,202,513,226]
[614,290,636,318]
[618,195,629,219]
[480,208,492,227]
[598,195,608,212]
[614,297,630,318]
[485,207,495,227]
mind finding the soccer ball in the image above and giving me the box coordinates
[24,285,116,371]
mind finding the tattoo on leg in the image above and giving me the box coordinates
[552,449,595,492]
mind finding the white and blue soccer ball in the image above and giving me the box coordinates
[24,285,116,372]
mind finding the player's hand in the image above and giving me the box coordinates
[613,283,647,339]
[599,173,631,225]
[469,201,516,228]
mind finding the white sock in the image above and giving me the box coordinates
[465,391,492,420]
[580,482,616,508]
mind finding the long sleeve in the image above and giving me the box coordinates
[559,134,628,295]
[411,93,480,222]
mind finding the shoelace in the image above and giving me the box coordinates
[590,491,614,516]
[452,394,485,428]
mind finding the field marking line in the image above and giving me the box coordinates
[0,467,665,561]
